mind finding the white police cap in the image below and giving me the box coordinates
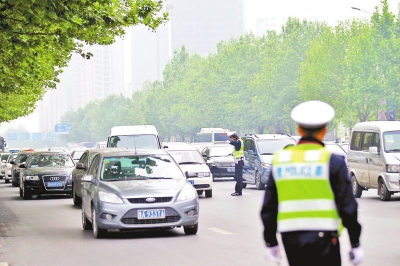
[291,100,335,129]
[227,131,236,136]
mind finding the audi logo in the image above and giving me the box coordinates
[49,177,60,181]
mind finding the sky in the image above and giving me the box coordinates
[1,0,399,135]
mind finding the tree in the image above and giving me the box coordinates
[0,0,167,122]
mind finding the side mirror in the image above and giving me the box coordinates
[76,163,86,169]
[369,146,378,155]
[10,160,15,165]
[82,175,94,183]
[247,150,255,155]
[19,163,26,169]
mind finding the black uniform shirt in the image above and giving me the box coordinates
[228,139,241,151]
[260,138,362,248]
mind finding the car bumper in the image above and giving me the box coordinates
[94,198,199,230]
[385,172,400,191]
[189,177,212,190]
[210,166,235,177]
[24,182,72,195]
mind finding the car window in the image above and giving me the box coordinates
[89,152,99,165]
[109,135,158,149]
[209,146,233,157]
[372,133,381,152]
[383,131,400,152]
[244,139,255,153]
[72,150,84,160]
[257,139,296,155]
[1,154,9,161]
[168,150,204,164]
[101,154,183,181]
[350,131,362,151]
[89,155,101,178]
[361,132,373,151]
[17,154,29,163]
[79,151,88,164]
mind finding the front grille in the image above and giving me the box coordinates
[219,162,234,167]
[194,184,210,189]
[121,216,180,225]
[42,175,67,190]
[121,207,181,225]
[127,197,173,204]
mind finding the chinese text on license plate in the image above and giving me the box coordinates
[138,209,165,219]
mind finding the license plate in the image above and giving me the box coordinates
[138,209,165,219]
[188,180,194,185]
[227,167,235,172]
[46,182,63,187]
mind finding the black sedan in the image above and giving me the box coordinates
[201,144,235,180]
[19,151,75,200]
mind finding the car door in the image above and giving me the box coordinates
[369,132,383,187]
[243,138,256,182]
[83,155,101,218]
[74,151,89,197]
[358,132,374,186]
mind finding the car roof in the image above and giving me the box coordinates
[164,146,200,151]
[97,149,169,157]
[109,125,158,136]
[243,134,296,140]
[353,121,400,132]
[30,151,71,155]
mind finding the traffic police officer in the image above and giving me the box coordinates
[260,101,363,265]
[227,132,244,196]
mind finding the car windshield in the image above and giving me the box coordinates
[257,139,296,154]
[72,151,84,160]
[383,131,400,152]
[29,154,75,167]
[89,152,99,164]
[168,150,204,164]
[1,154,9,161]
[109,135,158,149]
[209,146,233,157]
[101,154,183,181]
[17,154,30,163]
[324,143,347,156]
[8,154,17,162]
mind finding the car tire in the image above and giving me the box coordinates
[196,190,204,196]
[5,178,9,183]
[73,184,82,206]
[255,172,265,190]
[19,186,23,197]
[379,179,391,201]
[242,183,247,188]
[184,223,198,235]
[22,185,31,200]
[82,205,92,230]
[205,189,212,198]
[351,175,362,198]
[92,206,106,238]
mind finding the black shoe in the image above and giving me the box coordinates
[231,192,242,196]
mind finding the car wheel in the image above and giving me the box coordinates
[73,184,82,206]
[92,206,106,238]
[184,223,198,235]
[255,172,265,190]
[351,175,362,198]
[22,185,31,200]
[205,189,212,198]
[82,205,92,230]
[378,179,391,201]
[196,190,204,196]
[242,183,247,188]
[19,186,23,197]
[5,179,9,183]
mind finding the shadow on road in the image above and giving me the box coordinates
[81,228,188,240]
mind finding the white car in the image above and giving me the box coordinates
[0,152,10,179]
[166,146,213,198]
[4,153,17,183]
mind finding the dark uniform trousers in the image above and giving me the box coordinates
[234,159,244,193]
[281,231,341,266]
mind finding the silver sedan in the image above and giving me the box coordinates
[81,149,199,238]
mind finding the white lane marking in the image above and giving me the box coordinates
[208,227,233,235]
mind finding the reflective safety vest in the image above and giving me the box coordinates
[232,139,244,159]
[272,144,340,233]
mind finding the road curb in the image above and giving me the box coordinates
[0,263,9,266]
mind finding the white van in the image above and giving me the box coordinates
[348,121,400,201]
[107,125,161,149]
[95,141,107,149]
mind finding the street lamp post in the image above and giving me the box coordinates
[351,7,372,15]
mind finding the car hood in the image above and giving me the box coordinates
[385,153,400,164]
[100,178,187,198]
[178,164,211,173]
[210,156,234,163]
[25,167,74,176]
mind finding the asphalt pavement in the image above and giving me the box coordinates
[0,178,400,266]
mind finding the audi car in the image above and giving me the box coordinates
[19,151,75,199]
[81,149,199,238]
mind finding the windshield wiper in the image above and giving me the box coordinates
[260,153,274,155]
[179,162,202,165]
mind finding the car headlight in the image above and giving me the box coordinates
[177,185,196,202]
[386,164,399,173]
[197,172,210,177]
[99,191,123,204]
[25,175,39,181]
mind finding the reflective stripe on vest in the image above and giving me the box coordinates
[232,139,244,159]
[272,144,339,232]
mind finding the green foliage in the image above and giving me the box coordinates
[0,0,167,122]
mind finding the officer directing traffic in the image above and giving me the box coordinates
[260,101,363,265]
[227,132,244,196]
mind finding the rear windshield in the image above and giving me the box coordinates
[257,139,296,154]
[101,154,183,181]
[109,135,159,149]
